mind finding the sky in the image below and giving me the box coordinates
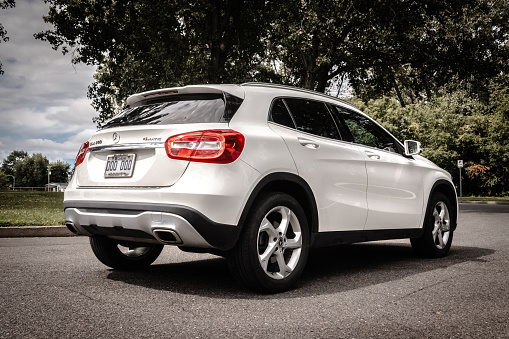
[0,0,98,166]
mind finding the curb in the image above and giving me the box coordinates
[459,201,509,205]
[0,226,76,238]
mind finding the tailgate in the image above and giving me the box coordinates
[76,124,226,187]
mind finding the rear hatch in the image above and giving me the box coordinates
[75,86,244,188]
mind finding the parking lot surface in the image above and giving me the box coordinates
[1,204,508,338]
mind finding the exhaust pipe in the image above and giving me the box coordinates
[153,229,183,245]
[65,221,80,235]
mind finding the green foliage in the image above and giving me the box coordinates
[1,151,71,188]
[37,0,272,125]
[31,0,508,195]
[14,153,50,187]
[36,0,509,123]
[350,0,509,105]
[0,170,9,189]
[0,191,64,226]
[1,150,27,176]
[49,160,71,183]
[263,0,360,91]
[356,78,509,196]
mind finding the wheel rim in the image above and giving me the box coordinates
[432,201,451,250]
[116,244,152,258]
[257,205,302,280]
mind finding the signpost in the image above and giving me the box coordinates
[47,166,51,192]
[457,160,463,198]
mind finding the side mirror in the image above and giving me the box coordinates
[404,140,422,156]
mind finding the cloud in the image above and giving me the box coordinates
[0,0,98,164]
[0,126,96,162]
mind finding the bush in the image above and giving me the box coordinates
[351,79,508,196]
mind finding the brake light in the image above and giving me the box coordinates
[74,141,89,168]
[165,130,245,164]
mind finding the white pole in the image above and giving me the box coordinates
[459,167,462,198]
[7,175,15,191]
[47,166,51,192]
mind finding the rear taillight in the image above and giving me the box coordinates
[165,130,245,164]
[74,141,89,168]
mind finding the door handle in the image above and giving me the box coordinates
[365,151,381,160]
[298,137,320,149]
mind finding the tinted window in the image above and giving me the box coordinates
[269,99,296,128]
[284,98,341,140]
[102,93,242,129]
[333,106,399,153]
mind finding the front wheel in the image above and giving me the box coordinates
[227,193,309,293]
[90,236,163,270]
[411,192,454,257]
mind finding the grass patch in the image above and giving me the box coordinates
[458,196,509,202]
[0,191,65,226]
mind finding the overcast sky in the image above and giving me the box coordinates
[0,0,97,166]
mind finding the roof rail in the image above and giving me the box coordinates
[240,82,358,110]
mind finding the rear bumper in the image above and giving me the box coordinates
[64,201,241,251]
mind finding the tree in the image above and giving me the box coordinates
[13,153,50,187]
[1,150,27,176]
[0,169,10,189]
[0,0,15,75]
[49,160,71,183]
[263,0,361,92]
[354,82,509,196]
[349,0,509,106]
[37,0,508,116]
[1,151,71,188]
[36,0,271,125]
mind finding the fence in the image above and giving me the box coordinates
[7,183,67,192]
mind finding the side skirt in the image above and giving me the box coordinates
[311,228,424,248]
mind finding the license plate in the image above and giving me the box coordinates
[104,154,136,178]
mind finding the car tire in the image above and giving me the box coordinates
[227,192,309,293]
[90,236,163,270]
[411,192,454,258]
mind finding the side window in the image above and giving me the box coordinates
[284,98,341,140]
[333,106,399,153]
[269,98,296,129]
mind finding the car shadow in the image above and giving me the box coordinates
[106,242,494,299]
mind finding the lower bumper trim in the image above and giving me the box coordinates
[64,201,241,251]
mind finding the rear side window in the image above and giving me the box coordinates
[101,93,243,129]
[269,99,296,128]
[284,98,341,140]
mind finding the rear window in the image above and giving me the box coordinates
[101,93,243,129]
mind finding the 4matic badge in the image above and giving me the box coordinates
[143,137,162,142]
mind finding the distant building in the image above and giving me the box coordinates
[46,183,68,192]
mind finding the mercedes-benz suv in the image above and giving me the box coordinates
[64,83,458,293]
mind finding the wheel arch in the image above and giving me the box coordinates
[428,179,458,231]
[237,172,319,235]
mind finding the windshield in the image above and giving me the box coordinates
[102,93,243,129]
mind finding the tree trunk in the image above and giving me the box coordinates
[315,65,330,93]
[421,73,432,101]
[207,0,238,83]
[391,70,406,107]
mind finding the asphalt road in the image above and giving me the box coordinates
[1,204,508,338]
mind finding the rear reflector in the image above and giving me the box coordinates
[74,141,89,168]
[165,130,244,164]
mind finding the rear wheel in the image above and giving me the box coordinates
[90,236,163,270]
[227,193,309,293]
[411,192,454,257]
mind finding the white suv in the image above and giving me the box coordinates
[64,83,458,293]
